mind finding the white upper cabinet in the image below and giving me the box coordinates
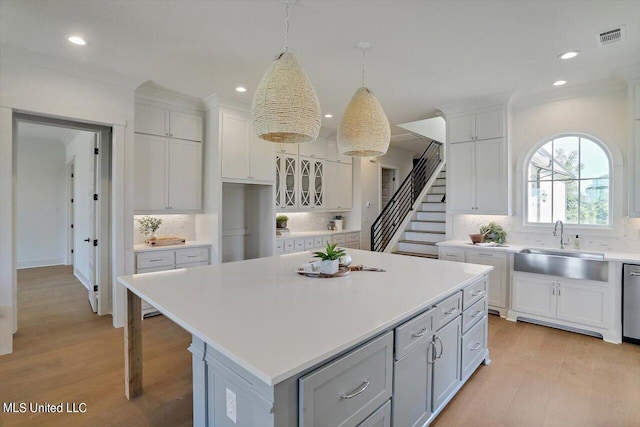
[134,100,203,213]
[447,109,503,143]
[134,134,202,213]
[275,143,298,156]
[447,106,509,215]
[220,110,275,182]
[324,161,353,210]
[298,138,326,159]
[324,141,352,164]
[135,102,203,142]
[635,84,640,120]
[298,157,324,209]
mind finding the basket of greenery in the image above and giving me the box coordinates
[137,216,162,240]
[312,243,346,275]
[479,222,507,244]
[276,215,289,229]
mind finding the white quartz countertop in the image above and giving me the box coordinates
[276,229,361,240]
[437,240,640,263]
[117,249,491,386]
[133,241,212,253]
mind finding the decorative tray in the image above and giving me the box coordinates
[296,266,351,278]
[145,237,186,247]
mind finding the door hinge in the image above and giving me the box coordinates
[94,148,99,155]
[93,194,98,201]
[71,249,74,254]
[71,198,74,203]
[71,173,74,178]
[93,239,98,247]
[93,285,98,292]
[71,224,74,228]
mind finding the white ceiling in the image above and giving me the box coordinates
[1,0,639,136]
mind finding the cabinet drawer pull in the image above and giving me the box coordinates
[187,255,199,258]
[341,379,370,399]
[470,289,484,297]
[149,259,164,262]
[471,310,483,318]
[412,327,428,338]
[469,342,482,351]
[444,307,457,315]
[428,341,436,364]
[630,272,640,276]
[477,253,493,257]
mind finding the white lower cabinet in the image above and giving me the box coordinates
[432,317,462,409]
[438,246,509,316]
[278,232,361,254]
[135,246,211,317]
[511,272,609,329]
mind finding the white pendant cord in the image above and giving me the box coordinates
[361,48,366,87]
[284,1,290,52]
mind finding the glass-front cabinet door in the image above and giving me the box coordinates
[313,160,323,207]
[278,154,297,209]
[298,157,323,209]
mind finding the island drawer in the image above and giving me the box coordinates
[462,297,487,333]
[358,400,391,427]
[305,238,314,250]
[314,236,323,248]
[395,308,435,360]
[299,331,393,427]
[462,277,487,310]
[176,247,209,265]
[435,292,462,331]
[331,234,346,245]
[345,232,360,243]
[295,238,305,252]
[461,315,487,381]
[136,251,175,270]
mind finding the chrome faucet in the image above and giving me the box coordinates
[553,220,564,249]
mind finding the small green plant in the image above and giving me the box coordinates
[312,242,346,261]
[276,215,289,222]
[137,216,162,236]
[479,222,507,244]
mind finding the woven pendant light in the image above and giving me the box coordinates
[251,0,321,144]
[338,43,390,157]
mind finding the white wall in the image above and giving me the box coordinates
[451,85,640,253]
[16,137,67,268]
[66,131,95,289]
[360,146,416,250]
[0,53,136,354]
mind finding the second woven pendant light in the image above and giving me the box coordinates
[337,42,391,157]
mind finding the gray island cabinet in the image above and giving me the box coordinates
[118,250,491,427]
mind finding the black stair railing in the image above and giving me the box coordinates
[371,140,443,252]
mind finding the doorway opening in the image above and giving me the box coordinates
[14,114,112,316]
[379,166,399,210]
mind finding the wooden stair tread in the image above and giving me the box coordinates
[412,220,445,223]
[398,240,438,246]
[406,230,445,234]
[393,251,439,259]
[417,210,446,213]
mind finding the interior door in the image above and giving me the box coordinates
[87,133,98,312]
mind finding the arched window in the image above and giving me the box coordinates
[526,134,611,226]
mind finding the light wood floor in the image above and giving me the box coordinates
[1,266,639,427]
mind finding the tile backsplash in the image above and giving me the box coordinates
[133,214,196,244]
[277,211,355,232]
[452,215,640,254]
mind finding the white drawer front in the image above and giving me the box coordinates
[462,277,487,310]
[322,236,331,246]
[313,237,323,248]
[435,291,462,331]
[461,315,487,381]
[136,251,175,270]
[284,239,295,253]
[345,232,360,243]
[276,240,285,254]
[179,260,209,269]
[462,297,487,334]
[331,234,346,244]
[395,308,435,360]
[176,247,209,265]
[295,239,305,252]
[299,332,393,427]
[305,238,314,250]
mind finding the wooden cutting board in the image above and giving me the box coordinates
[145,237,186,247]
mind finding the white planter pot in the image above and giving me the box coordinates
[319,259,339,275]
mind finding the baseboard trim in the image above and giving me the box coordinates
[17,258,66,269]
[74,268,90,291]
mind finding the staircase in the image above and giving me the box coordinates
[393,168,446,259]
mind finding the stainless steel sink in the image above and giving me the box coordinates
[514,248,608,282]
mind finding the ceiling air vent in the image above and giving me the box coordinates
[597,25,625,46]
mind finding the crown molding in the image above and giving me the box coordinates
[436,91,512,116]
[135,81,205,111]
[203,93,251,113]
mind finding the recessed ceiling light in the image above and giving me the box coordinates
[324,114,333,118]
[559,50,580,60]
[235,86,247,93]
[553,80,567,87]
[68,36,87,46]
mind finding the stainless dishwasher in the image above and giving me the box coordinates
[623,264,640,344]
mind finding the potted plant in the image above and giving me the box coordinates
[276,215,289,229]
[137,216,162,240]
[479,222,507,244]
[312,243,346,275]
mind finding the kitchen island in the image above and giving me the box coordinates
[118,249,492,427]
